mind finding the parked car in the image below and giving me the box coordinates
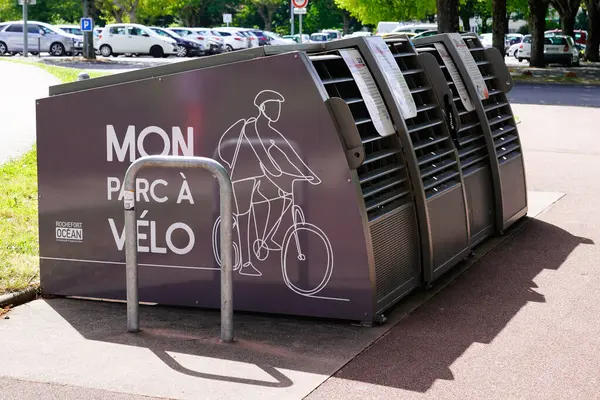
[387,23,437,37]
[480,33,493,48]
[546,29,587,45]
[56,24,83,36]
[375,21,401,35]
[322,29,342,40]
[507,38,523,58]
[309,33,331,43]
[189,28,225,54]
[96,24,178,58]
[213,28,249,51]
[263,31,295,45]
[517,34,579,66]
[249,29,269,46]
[504,33,523,52]
[168,27,210,52]
[0,20,82,56]
[149,27,204,57]
[239,29,259,47]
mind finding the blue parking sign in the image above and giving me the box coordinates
[81,18,93,32]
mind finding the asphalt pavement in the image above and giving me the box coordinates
[509,82,600,107]
[0,61,59,164]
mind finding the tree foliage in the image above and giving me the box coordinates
[334,0,436,26]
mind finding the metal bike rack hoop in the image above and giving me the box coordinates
[123,155,235,343]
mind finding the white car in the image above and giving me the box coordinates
[97,24,177,58]
[322,29,342,40]
[217,27,258,48]
[507,41,521,58]
[263,31,295,45]
[518,34,579,66]
[168,28,210,53]
[189,28,226,54]
[480,33,493,48]
[213,28,248,50]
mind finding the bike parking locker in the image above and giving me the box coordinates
[270,37,474,285]
[413,33,528,233]
[38,47,428,323]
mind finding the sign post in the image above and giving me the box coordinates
[223,13,232,27]
[81,9,95,60]
[292,0,307,42]
[18,0,37,57]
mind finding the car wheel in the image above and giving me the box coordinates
[50,42,66,57]
[226,44,233,52]
[150,45,164,58]
[565,59,572,67]
[0,41,8,56]
[518,57,523,62]
[30,52,39,56]
[513,50,518,58]
[99,45,112,57]
[176,45,187,57]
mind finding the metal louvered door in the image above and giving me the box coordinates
[412,41,495,246]
[309,53,421,312]
[383,39,470,283]
[461,35,528,231]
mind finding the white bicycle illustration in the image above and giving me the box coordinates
[211,89,336,298]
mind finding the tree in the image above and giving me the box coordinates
[550,0,581,37]
[585,0,600,61]
[528,0,550,66]
[334,0,436,26]
[492,0,507,54]
[250,0,282,30]
[437,0,460,32]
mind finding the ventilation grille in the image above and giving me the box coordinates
[310,53,413,221]
[370,205,419,303]
[462,35,523,165]
[386,38,462,198]
[414,42,490,177]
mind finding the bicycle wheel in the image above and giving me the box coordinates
[212,216,242,271]
[281,222,333,296]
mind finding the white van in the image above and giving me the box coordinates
[390,23,437,35]
[376,22,400,35]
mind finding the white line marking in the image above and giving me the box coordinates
[40,257,220,271]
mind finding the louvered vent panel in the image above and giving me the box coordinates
[414,42,490,176]
[462,36,523,166]
[386,39,462,198]
[310,54,412,221]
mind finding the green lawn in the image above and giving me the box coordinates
[0,57,109,82]
[0,60,108,294]
[0,149,39,293]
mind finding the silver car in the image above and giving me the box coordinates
[0,21,82,56]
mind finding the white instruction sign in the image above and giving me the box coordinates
[365,36,417,119]
[434,43,474,112]
[339,49,395,137]
[448,33,489,100]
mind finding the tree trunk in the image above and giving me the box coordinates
[82,0,96,59]
[585,0,600,61]
[128,9,136,23]
[492,0,507,55]
[437,0,460,32]
[264,12,272,31]
[528,0,549,67]
[459,0,474,32]
[342,11,350,34]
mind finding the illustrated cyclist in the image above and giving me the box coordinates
[217,90,321,276]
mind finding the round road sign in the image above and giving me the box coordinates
[292,0,308,8]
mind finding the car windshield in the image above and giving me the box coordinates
[311,34,327,41]
[211,30,222,36]
[545,37,567,45]
[523,36,532,43]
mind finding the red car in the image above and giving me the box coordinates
[545,29,587,45]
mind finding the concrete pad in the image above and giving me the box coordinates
[0,188,562,400]
[0,61,59,164]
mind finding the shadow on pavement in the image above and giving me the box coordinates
[324,218,594,392]
[45,294,382,388]
[44,218,593,392]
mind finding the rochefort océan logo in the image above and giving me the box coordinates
[55,221,83,243]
